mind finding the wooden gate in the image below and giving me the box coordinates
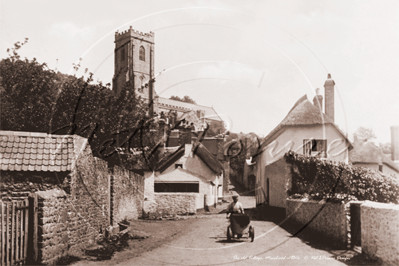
[1,199,29,266]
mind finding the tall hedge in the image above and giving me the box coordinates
[285,151,399,203]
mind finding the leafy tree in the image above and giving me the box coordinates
[353,126,376,142]
[168,95,225,137]
[169,95,196,104]
[0,40,159,168]
[205,120,226,137]
[0,38,58,132]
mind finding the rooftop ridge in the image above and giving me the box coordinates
[0,130,85,140]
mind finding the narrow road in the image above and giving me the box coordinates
[116,214,355,266]
[116,194,358,266]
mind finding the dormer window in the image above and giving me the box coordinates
[304,139,327,158]
[139,46,145,61]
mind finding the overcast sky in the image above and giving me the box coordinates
[1,0,398,143]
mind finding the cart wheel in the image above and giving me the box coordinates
[227,226,232,241]
[249,226,255,242]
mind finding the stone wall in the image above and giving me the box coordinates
[265,158,291,208]
[0,171,70,199]
[36,186,109,265]
[143,170,214,217]
[111,166,144,224]
[286,199,347,248]
[153,193,197,217]
[35,147,111,264]
[361,201,399,266]
[1,143,145,264]
[36,189,69,265]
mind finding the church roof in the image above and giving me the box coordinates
[157,97,222,122]
[349,140,399,173]
[260,95,353,151]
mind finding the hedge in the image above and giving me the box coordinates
[285,151,399,203]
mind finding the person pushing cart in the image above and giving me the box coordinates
[225,195,254,242]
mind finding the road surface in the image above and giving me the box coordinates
[116,212,357,266]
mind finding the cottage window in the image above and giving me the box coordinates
[139,46,145,61]
[154,182,199,193]
[303,139,327,158]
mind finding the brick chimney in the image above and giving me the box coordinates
[324,73,335,122]
[391,125,399,163]
[313,88,323,112]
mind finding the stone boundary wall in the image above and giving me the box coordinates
[111,166,144,225]
[265,158,291,208]
[36,187,109,265]
[153,193,197,217]
[286,199,347,248]
[361,201,399,266]
[0,171,70,199]
[36,189,69,265]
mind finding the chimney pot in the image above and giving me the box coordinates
[313,92,323,112]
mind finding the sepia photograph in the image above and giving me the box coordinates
[1,1,398,265]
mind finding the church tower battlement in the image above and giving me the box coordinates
[112,26,155,99]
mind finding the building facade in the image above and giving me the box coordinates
[248,74,353,207]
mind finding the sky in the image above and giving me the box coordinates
[1,0,398,144]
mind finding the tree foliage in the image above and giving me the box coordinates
[353,126,376,142]
[0,38,58,132]
[169,95,196,104]
[205,120,226,137]
[285,151,399,204]
[0,40,158,167]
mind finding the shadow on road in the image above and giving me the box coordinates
[244,204,381,266]
[215,239,250,244]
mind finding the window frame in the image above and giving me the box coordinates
[139,46,145,61]
[154,181,199,193]
[303,139,327,158]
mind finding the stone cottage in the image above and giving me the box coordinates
[0,131,143,264]
[142,130,224,218]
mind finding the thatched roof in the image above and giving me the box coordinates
[156,145,185,173]
[349,140,399,173]
[155,143,223,175]
[194,143,223,175]
[260,95,352,151]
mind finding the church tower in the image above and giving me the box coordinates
[112,26,155,99]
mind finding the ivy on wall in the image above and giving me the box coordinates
[285,151,399,203]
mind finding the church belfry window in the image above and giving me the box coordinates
[120,46,125,61]
[139,46,145,61]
